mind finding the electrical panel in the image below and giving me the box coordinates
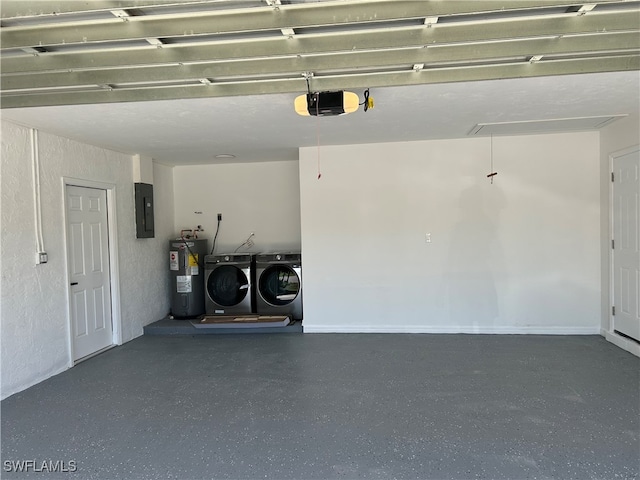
[134,182,154,238]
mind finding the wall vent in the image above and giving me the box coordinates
[468,115,626,136]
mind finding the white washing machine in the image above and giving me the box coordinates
[204,253,254,315]
[255,252,302,321]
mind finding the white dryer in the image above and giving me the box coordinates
[255,252,302,321]
[205,253,254,315]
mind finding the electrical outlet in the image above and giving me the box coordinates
[425,233,432,243]
[217,213,222,221]
[36,252,48,264]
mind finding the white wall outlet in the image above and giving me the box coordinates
[36,252,48,264]
[425,233,431,243]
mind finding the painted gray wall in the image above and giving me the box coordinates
[0,121,174,399]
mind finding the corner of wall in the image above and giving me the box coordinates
[133,154,154,184]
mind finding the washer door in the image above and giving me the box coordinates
[207,265,249,307]
[259,265,300,306]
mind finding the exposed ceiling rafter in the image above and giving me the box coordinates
[4,10,637,74]
[1,0,638,108]
[3,54,637,109]
[1,0,632,50]
[3,31,638,92]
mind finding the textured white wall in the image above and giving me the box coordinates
[172,161,301,254]
[117,160,175,341]
[1,121,174,399]
[300,133,601,333]
[152,161,176,308]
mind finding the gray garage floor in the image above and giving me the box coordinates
[1,334,639,480]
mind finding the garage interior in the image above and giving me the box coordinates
[1,1,639,479]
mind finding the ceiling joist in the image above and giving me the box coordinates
[2,55,637,109]
[3,32,638,92]
[1,1,235,19]
[1,0,638,108]
[2,0,629,20]
[3,10,637,74]
[1,0,635,49]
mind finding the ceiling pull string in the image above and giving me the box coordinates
[305,74,322,180]
[315,92,321,179]
[487,134,497,184]
[491,134,493,180]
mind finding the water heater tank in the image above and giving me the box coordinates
[169,238,208,318]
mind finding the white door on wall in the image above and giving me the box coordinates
[66,185,114,361]
[612,147,640,342]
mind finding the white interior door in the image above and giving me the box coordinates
[66,185,114,361]
[612,148,640,342]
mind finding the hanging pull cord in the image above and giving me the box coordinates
[316,93,321,179]
[304,75,322,179]
[487,134,498,184]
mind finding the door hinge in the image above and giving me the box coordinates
[611,172,615,182]
[612,306,616,316]
[612,239,615,249]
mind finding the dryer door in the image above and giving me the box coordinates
[207,265,249,307]
[259,265,300,306]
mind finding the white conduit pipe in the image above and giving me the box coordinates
[30,128,45,260]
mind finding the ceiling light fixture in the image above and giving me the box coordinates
[215,154,236,159]
[294,73,372,117]
[295,72,361,116]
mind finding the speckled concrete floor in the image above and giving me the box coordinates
[1,334,639,480]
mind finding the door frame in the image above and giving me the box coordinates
[607,145,640,357]
[62,177,123,366]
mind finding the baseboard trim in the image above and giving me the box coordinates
[304,325,601,335]
[602,329,640,357]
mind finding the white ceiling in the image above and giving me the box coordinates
[2,70,638,165]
